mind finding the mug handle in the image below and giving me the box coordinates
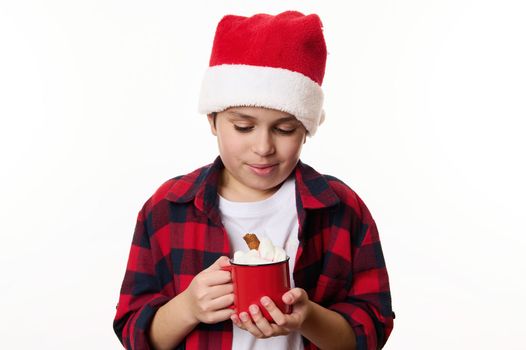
[220,265,233,272]
[221,265,236,310]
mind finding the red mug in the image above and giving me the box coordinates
[222,257,292,322]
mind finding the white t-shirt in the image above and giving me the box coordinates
[218,177,303,350]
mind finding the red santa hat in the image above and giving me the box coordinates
[198,11,327,136]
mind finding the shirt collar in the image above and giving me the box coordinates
[165,156,340,222]
[294,160,340,209]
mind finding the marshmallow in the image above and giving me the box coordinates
[273,246,287,262]
[258,237,275,260]
[233,235,288,265]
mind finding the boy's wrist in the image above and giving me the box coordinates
[148,290,200,349]
[297,300,356,350]
[156,289,200,331]
[299,300,316,331]
[175,289,200,327]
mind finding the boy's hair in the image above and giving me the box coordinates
[198,11,327,136]
[211,112,217,128]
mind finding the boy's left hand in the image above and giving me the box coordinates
[230,288,312,338]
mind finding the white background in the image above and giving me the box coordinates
[1,0,525,349]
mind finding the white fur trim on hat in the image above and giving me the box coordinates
[198,64,325,136]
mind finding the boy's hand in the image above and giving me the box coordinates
[230,288,313,338]
[182,256,235,324]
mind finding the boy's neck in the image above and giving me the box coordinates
[218,169,280,202]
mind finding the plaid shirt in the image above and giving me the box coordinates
[114,157,394,350]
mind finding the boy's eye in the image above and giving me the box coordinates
[274,127,296,135]
[234,125,254,133]
[233,124,297,134]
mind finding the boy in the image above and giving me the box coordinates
[114,11,394,350]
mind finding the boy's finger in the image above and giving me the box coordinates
[208,283,234,299]
[217,255,232,268]
[205,256,230,271]
[202,270,232,286]
[207,308,235,324]
[282,288,306,305]
[248,304,273,337]
[260,296,287,327]
[239,312,264,338]
[231,314,245,329]
[209,292,235,311]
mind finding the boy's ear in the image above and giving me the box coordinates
[207,113,217,136]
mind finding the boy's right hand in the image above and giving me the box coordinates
[182,256,234,324]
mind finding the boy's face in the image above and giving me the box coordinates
[208,106,307,201]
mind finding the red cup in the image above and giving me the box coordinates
[222,257,291,322]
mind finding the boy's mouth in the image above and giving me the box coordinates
[247,163,278,176]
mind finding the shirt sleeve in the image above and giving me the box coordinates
[328,196,394,350]
[113,206,171,349]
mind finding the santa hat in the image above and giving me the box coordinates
[198,11,327,136]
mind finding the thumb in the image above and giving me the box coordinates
[283,288,308,305]
[205,256,230,271]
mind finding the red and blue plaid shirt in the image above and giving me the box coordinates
[114,157,394,349]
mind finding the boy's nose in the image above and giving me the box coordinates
[252,131,275,156]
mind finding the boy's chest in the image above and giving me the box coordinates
[155,203,351,303]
